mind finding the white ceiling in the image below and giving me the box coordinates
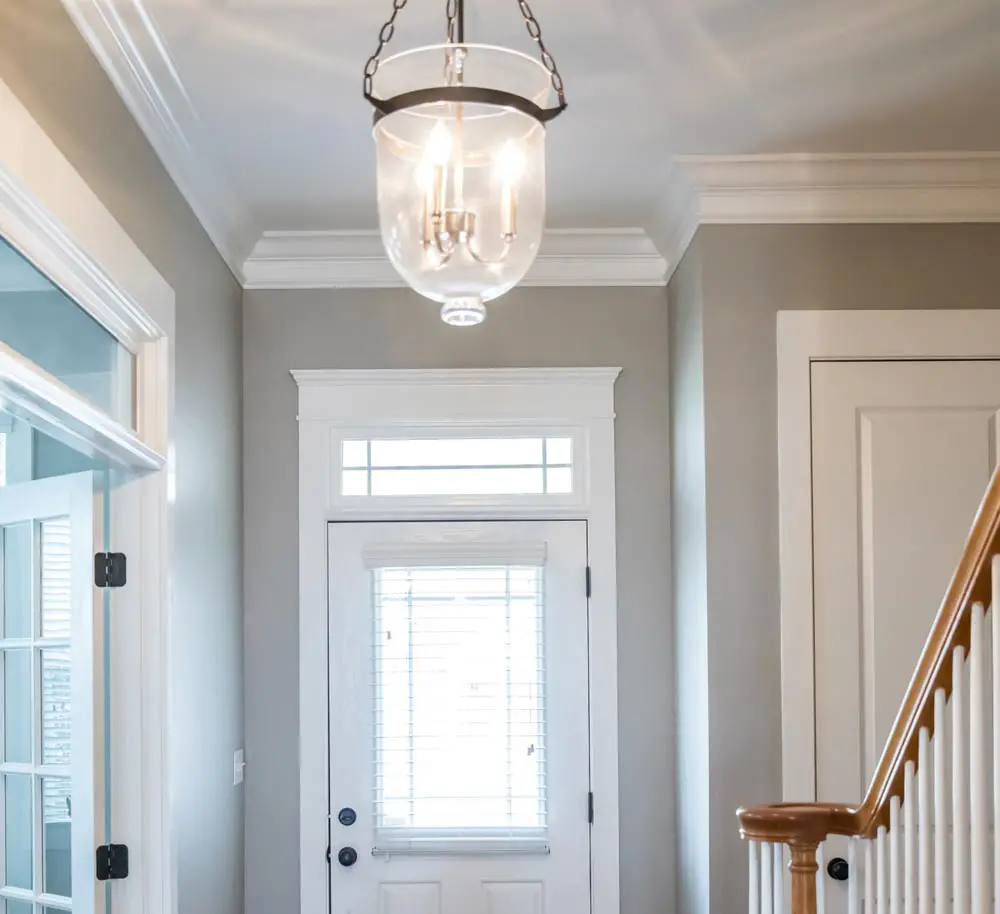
[61,0,1000,280]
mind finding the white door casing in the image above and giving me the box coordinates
[777,310,1000,804]
[0,74,175,914]
[295,368,621,914]
[327,520,591,914]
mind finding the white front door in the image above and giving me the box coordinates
[0,472,100,914]
[327,520,591,914]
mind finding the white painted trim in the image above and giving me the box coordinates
[658,152,1000,281]
[680,152,1000,225]
[0,71,176,914]
[59,0,255,280]
[245,228,667,289]
[295,368,621,914]
[0,79,172,352]
[776,309,1000,803]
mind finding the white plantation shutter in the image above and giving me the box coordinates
[370,552,549,855]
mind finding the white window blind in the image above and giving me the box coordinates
[372,561,548,855]
[342,437,573,498]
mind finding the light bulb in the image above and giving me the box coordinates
[493,140,526,184]
[425,121,453,166]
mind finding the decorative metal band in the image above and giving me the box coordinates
[365,86,567,126]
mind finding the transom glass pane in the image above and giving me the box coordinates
[373,565,546,836]
[342,437,574,497]
[0,237,135,428]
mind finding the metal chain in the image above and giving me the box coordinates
[363,0,409,99]
[516,0,566,107]
[446,0,459,44]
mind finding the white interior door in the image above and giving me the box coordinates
[811,360,1000,806]
[0,472,99,914]
[327,520,591,914]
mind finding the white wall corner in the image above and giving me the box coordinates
[60,0,258,281]
[242,228,668,290]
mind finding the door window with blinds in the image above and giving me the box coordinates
[369,545,548,853]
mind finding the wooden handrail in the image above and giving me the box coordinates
[738,459,1000,849]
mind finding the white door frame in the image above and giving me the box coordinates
[778,309,1000,803]
[294,368,622,914]
[0,76,175,914]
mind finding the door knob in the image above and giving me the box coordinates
[338,846,359,868]
[338,807,357,827]
[827,857,849,881]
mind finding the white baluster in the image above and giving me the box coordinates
[817,842,826,914]
[904,762,916,914]
[750,840,761,914]
[992,556,1000,914]
[848,838,860,914]
[762,842,774,914]
[774,843,785,914]
[970,604,988,914]
[891,796,902,914]
[933,688,948,914]
[878,826,888,914]
[954,645,969,914]
[917,728,931,914]
[866,840,875,914]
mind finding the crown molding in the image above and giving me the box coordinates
[243,228,669,290]
[681,152,1000,224]
[60,0,257,281]
[655,152,1000,281]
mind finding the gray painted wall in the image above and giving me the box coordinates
[671,222,1000,914]
[0,5,245,914]
[242,287,674,914]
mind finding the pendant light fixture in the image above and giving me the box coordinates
[363,0,567,326]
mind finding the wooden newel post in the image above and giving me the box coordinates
[788,842,820,914]
[737,803,859,914]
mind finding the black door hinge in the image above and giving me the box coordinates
[326,845,332,865]
[585,566,592,599]
[588,791,594,824]
[96,844,129,881]
[95,553,127,588]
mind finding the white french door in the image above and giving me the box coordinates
[0,472,100,914]
[327,520,592,914]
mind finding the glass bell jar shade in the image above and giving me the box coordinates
[372,44,552,326]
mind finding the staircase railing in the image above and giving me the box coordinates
[739,462,1000,914]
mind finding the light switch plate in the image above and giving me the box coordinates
[234,749,245,786]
